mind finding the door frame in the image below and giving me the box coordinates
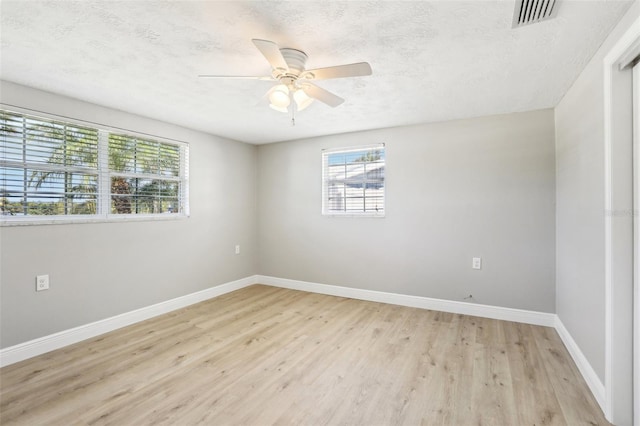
[603,14,640,425]
[633,61,639,426]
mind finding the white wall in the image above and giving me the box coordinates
[555,0,639,385]
[0,81,258,348]
[257,110,556,313]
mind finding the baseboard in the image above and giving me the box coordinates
[255,275,556,327]
[0,275,257,367]
[554,316,606,414]
[257,276,608,412]
[2,272,599,422]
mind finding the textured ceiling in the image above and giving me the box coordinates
[0,0,633,144]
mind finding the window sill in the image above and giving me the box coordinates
[0,213,189,227]
[322,213,385,218]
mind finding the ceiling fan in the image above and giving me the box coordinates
[199,39,372,115]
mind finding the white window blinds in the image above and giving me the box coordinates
[1,111,99,216]
[322,144,385,216]
[0,109,189,223]
[108,134,183,215]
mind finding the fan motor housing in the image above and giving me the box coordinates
[278,48,308,76]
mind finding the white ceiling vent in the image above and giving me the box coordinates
[512,0,559,28]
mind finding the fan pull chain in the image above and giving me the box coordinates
[291,98,296,127]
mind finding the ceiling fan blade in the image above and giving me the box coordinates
[252,39,289,71]
[301,83,344,107]
[302,62,372,80]
[198,75,274,81]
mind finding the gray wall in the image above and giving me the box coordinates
[0,81,258,348]
[257,110,556,313]
[555,0,639,384]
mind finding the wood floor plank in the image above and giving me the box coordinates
[503,321,567,425]
[531,325,608,425]
[0,285,609,425]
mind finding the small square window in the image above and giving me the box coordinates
[322,144,385,216]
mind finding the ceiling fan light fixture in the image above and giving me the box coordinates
[293,88,314,111]
[269,103,289,113]
[269,84,290,109]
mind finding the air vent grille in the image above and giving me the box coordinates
[512,0,559,28]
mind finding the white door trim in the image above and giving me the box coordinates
[603,14,640,425]
[633,61,640,426]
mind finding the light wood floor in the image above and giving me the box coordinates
[1,285,608,425]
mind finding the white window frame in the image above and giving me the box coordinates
[0,106,190,226]
[321,144,385,217]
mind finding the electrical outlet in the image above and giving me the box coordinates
[235,245,240,255]
[472,257,482,270]
[36,274,50,291]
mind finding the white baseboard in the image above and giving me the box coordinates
[255,275,556,327]
[554,316,606,413]
[2,273,600,421]
[258,276,607,413]
[0,275,257,367]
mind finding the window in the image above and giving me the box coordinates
[322,144,385,216]
[0,109,189,224]
[108,133,184,215]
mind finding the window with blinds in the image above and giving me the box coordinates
[0,109,189,223]
[108,134,183,215]
[322,144,385,216]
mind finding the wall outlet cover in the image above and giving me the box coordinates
[36,275,50,291]
[472,257,482,270]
